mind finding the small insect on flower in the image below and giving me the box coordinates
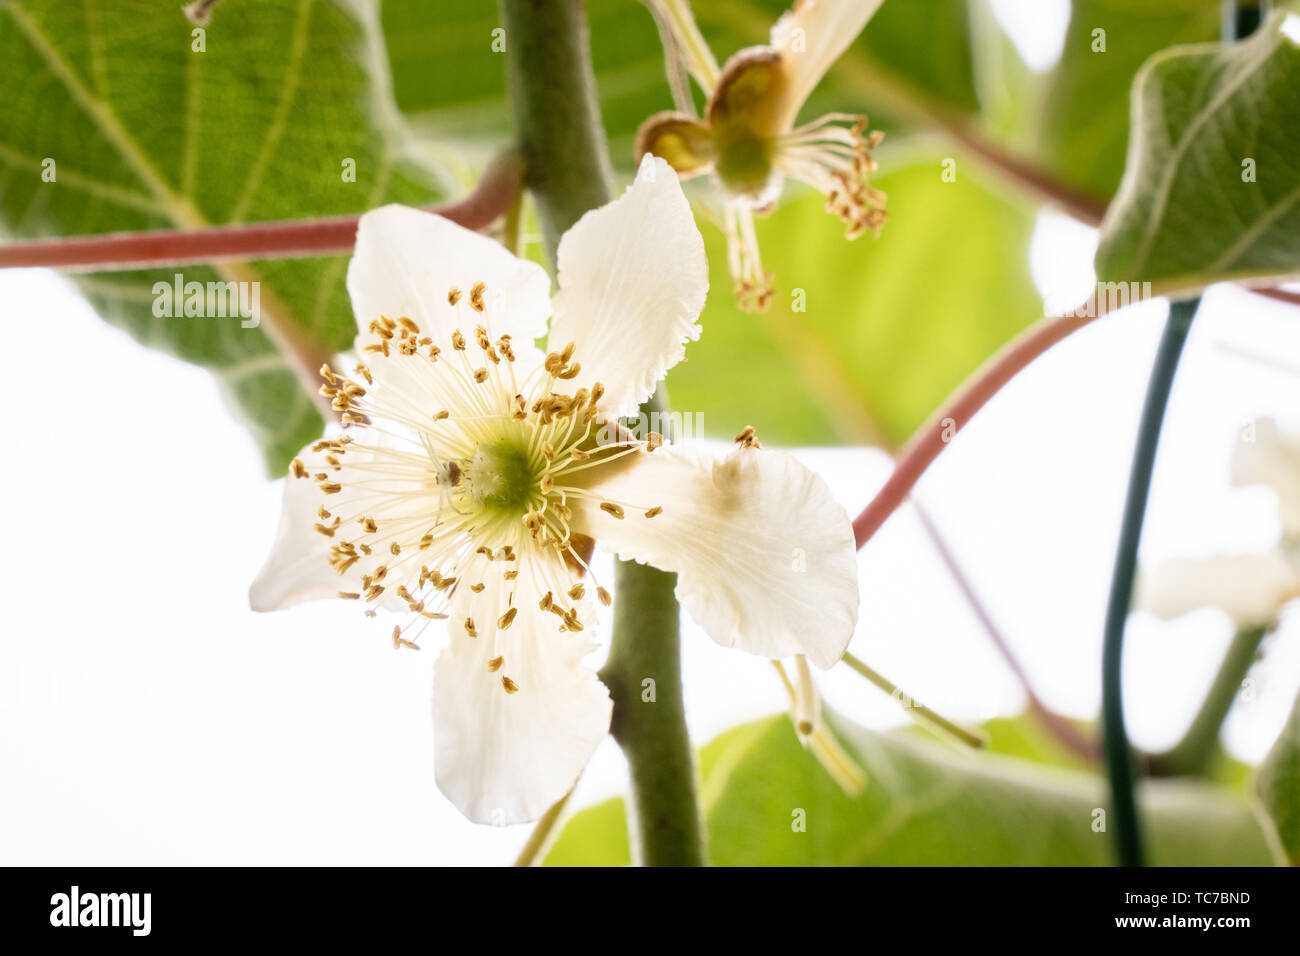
[251,156,859,825]
[637,0,889,310]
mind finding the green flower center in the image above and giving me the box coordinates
[714,127,774,198]
[466,438,538,517]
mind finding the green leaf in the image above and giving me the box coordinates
[384,0,982,168]
[0,0,446,473]
[1256,692,1300,864]
[1038,0,1219,202]
[1094,13,1300,296]
[666,161,1042,448]
[546,714,1276,866]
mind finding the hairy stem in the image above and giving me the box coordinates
[601,477,705,865]
[501,0,704,867]
[941,119,1107,226]
[1148,626,1269,778]
[0,152,522,272]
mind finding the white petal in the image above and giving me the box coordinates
[250,437,410,612]
[1232,418,1300,537]
[547,156,708,420]
[578,444,858,668]
[346,204,552,346]
[250,443,347,611]
[433,563,611,825]
[1136,551,1300,629]
[769,0,885,128]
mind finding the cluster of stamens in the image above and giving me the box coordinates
[779,114,887,240]
[287,283,665,695]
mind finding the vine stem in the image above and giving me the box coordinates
[1101,299,1198,867]
[1100,0,1262,869]
[852,302,1108,549]
[501,0,704,867]
[912,501,1100,762]
[0,152,522,272]
[1147,625,1269,778]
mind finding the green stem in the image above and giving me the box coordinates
[1148,626,1268,778]
[513,785,574,867]
[500,0,613,255]
[601,457,706,865]
[500,0,704,867]
[841,652,988,749]
[1101,0,1261,870]
[1101,299,1199,867]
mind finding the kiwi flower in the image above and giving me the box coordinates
[250,158,860,824]
[636,0,888,310]
[1138,419,1300,630]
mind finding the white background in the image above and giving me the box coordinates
[2,2,1299,865]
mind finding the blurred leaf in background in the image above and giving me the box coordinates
[0,0,447,472]
[384,0,989,166]
[1037,0,1219,204]
[1256,692,1300,864]
[546,714,1277,865]
[667,161,1042,448]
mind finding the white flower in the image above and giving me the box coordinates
[250,158,860,824]
[636,0,888,310]
[1137,551,1300,630]
[1137,418,1300,629]
[1232,417,1300,537]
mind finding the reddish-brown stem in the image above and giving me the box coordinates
[853,279,1300,550]
[1252,286,1300,308]
[0,152,522,272]
[944,120,1107,227]
[912,500,1100,762]
[853,305,1105,549]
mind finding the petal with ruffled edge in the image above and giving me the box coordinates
[433,550,611,824]
[547,156,708,420]
[1136,550,1300,629]
[576,443,858,668]
[1232,418,1300,537]
[768,0,885,129]
[346,204,552,349]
